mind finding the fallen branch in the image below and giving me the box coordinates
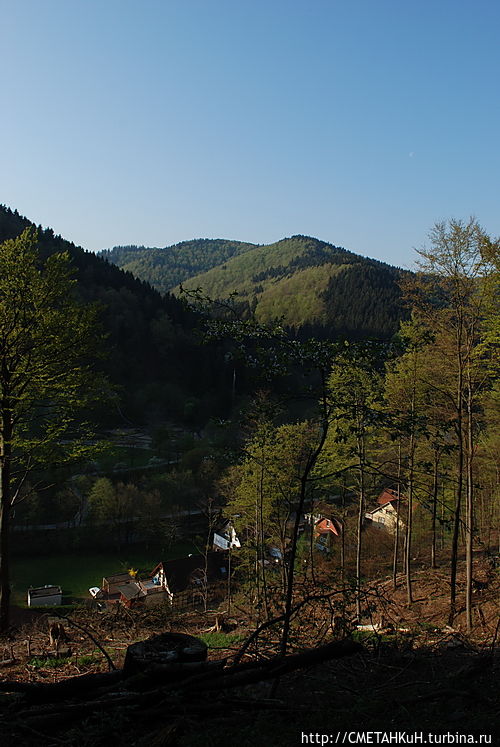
[52,613,117,671]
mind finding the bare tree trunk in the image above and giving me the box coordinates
[431,449,439,569]
[227,547,232,615]
[202,497,217,613]
[449,364,464,626]
[404,365,417,607]
[405,429,415,606]
[355,432,366,621]
[392,442,402,590]
[465,364,474,633]
[258,456,270,619]
[340,485,346,587]
[280,380,330,657]
[309,490,317,586]
[440,483,446,551]
[254,501,261,621]
[0,412,13,632]
[280,474,308,656]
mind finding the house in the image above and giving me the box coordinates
[304,503,342,552]
[365,488,405,533]
[315,516,342,536]
[95,552,229,609]
[313,515,342,552]
[151,552,229,602]
[27,585,63,607]
[377,488,401,506]
[99,571,170,608]
[213,520,241,551]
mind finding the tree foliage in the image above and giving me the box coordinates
[0,227,108,629]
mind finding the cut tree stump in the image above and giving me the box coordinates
[123,632,207,677]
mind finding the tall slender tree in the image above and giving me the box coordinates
[404,218,496,629]
[328,358,382,619]
[385,319,431,605]
[0,228,106,630]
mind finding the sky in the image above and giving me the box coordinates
[1,0,499,269]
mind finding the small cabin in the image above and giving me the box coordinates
[151,552,229,601]
[213,520,241,552]
[27,585,63,607]
[100,571,170,608]
[94,553,229,610]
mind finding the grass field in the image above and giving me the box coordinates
[11,540,198,606]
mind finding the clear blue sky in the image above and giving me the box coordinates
[1,0,498,268]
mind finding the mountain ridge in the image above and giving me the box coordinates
[103,233,408,339]
[100,238,257,294]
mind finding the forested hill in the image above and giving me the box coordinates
[177,235,409,340]
[100,239,257,295]
[103,234,409,340]
[0,205,232,425]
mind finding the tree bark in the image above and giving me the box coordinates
[392,442,402,589]
[280,380,330,656]
[465,363,474,633]
[449,361,464,626]
[431,449,439,569]
[405,429,415,606]
[0,410,13,632]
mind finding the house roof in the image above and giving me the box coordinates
[315,517,342,535]
[103,572,133,586]
[377,488,402,505]
[152,552,229,593]
[214,519,233,534]
[28,585,62,599]
[116,583,146,601]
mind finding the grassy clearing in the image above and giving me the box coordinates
[11,540,198,606]
[28,656,71,669]
[198,632,244,649]
[28,653,101,669]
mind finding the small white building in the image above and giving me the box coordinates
[213,521,241,551]
[27,585,63,607]
[365,502,404,533]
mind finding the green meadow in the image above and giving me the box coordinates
[11,541,198,606]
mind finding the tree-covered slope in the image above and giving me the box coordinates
[0,205,234,425]
[177,235,408,339]
[101,238,256,294]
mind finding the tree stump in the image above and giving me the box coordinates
[123,632,207,677]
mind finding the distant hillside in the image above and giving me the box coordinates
[101,239,256,295]
[177,235,408,340]
[103,234,408,339]
[0,205,234,425]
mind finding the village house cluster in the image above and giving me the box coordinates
[27,489,405,609]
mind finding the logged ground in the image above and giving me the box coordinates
[0,557,498,746]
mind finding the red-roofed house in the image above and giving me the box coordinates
[365,488,405,533]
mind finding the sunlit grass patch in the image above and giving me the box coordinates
[198,632,244,649]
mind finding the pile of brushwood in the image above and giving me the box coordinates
[0,621,499,746]
[1,558,499,746]
[0,631,362,746]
